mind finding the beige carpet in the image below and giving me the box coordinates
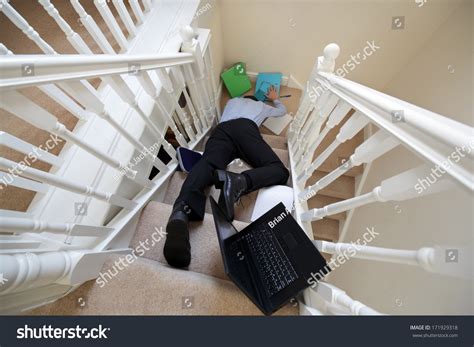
[29,255,299,315]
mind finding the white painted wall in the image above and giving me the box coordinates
[328,0,473,315]
[217,0,465,90]
[192,0,225,87]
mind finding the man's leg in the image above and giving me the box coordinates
[164,124,236,268]
[213,119,289,220]
[232,119,290,190]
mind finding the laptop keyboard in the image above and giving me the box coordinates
[243,226,298,296]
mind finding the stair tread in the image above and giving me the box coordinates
[305,170,355,200]
[131,201,244,280]
[312,218,339,242]
[307,194,346,221]
[262,134,288,150]
[28,256,298,315]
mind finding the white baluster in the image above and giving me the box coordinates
[172,66,203,134]
[0,217,113,237]
[0,157,137,209]
[180,26,215,126]
[295,100,352,172]
[0,171,48,194]
[70,0,115,54]
[297,111,370,183]
[300,164,454,222]
[129,0,145,24]
[112,0,137,37]
[314,282,381,315]
[58,80,167,172]
[156,68,196,142]
[204,41,221,119]
[142,0,152,12]
[0,0,55,54]
[294,93,340,160]
[94,0,129,51]
[298,130,399,201]
[133,70,188,148]
[0,252,73,294]
[0,131,63,167]
[38,0,92,54]
[182,63,210,129]
[0,90,153,188]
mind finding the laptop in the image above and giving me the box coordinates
[209,197,330,315]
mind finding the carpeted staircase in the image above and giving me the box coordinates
[28,82,362,315]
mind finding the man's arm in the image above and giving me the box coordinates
[263,85,287,118]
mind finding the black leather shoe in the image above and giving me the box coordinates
[164,202,191,268]
[214,170,248,221]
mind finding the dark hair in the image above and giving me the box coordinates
[243,95,258,102]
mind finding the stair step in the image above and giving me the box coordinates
[131,201,247,280]
[307,194,346,221]
[262,134,287,150]
[312,218,339,242]
[305,170,354,200]
[28,256,298,315]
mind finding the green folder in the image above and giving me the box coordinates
[220,62,252,98]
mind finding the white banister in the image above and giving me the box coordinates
[301,164,454,222]
[0,157,137,209]
[315,74,473,191]
[0,217,113,237]
[298,130,400,201]
[319,72,473,158]
[0,53,194,90]
[70,0,115,54]
[94,0,129,51]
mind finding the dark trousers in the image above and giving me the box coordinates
[174,118,290,221]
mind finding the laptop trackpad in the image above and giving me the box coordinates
[282,233,298,251]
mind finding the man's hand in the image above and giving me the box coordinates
[266,85,279,101]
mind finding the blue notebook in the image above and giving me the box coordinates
[254,73,282,101]
[177,147,203,173]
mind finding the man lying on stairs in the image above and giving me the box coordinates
[163,85,290,268]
